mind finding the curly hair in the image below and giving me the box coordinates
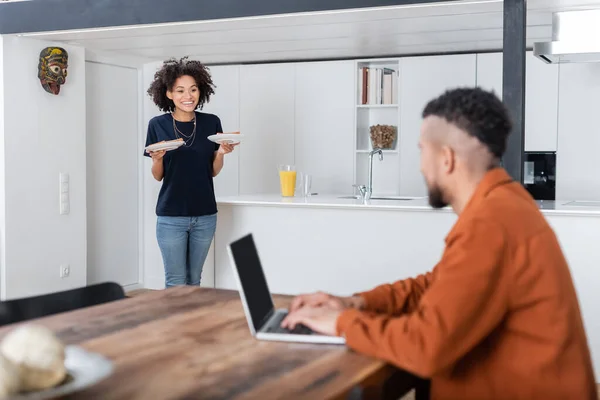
[147,57,216,112]
[422,87,512,158]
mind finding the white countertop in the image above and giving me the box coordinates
[216,194,600,216]
[218,193,440,211]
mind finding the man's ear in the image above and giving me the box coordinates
[441,145,456,174]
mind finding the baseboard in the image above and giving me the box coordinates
[144,275,165,290]
[123,283,145,292]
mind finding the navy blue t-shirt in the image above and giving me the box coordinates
[144,112,222,217]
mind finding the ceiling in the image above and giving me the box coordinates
[13,0,600,65]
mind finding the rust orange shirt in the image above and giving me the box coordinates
[336,168,596,400]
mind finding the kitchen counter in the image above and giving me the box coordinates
[217,194,600,216]
[213,193,600,375]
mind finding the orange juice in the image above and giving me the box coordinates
[279,170,297,197]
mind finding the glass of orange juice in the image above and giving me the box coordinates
[278,165,297,197]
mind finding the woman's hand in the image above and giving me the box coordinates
[213,141,238,177]
[148,149,166,162]
[147,143,166,181]
[146,141,167,162]
[217,142,238,155]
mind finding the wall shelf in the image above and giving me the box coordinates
[354,58,401,195]
[356,104,399,109]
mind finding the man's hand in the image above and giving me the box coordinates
[289,291,364,313]
[281,304,343,336]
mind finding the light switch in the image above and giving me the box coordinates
[59,172,69,215]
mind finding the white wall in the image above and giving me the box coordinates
[0,37,87,300]
[141,61,164,290]
[86,61,140,287]
[0,38,6,297]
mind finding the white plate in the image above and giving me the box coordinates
[207,133,244,145]
[145,141,184,153]
[12,345,114,399]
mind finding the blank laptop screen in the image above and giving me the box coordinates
[229,234,275,330]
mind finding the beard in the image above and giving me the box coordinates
[427,183,448,209]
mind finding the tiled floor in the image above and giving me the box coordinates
[126,290,600,398]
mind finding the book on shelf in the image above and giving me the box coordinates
[358,67,398,105]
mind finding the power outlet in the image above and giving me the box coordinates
[60,264,70,278]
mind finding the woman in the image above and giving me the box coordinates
[144,57,236,288]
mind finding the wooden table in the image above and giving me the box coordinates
[0,287,415,400]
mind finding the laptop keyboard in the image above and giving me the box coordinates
[266,314,313,335]
[267,324,313,335]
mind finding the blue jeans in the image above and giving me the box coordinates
[156,214,217,288]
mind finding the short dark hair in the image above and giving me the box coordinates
[422,87,512,158]
[147,57,216,112]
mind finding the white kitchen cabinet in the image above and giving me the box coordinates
[294,61,355,195]
[475,52,503,95]
[556,62,600,201]
[525,53,559,152]
[202,65,240,197]
[239,63,295,194]
[399,54,477,197]
[475,52,559,152]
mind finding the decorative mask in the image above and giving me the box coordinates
[37,47,69,95]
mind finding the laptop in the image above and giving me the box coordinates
[228,233,346,345]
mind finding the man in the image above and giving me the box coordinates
[282,88,597,399]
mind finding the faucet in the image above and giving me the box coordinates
[354,148,384,200]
